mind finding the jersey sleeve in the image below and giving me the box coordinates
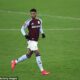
[39,19,44,34]
[21,20,30,36]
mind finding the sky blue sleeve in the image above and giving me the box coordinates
[39,19,44,34]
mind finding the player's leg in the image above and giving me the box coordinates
[34,50,49,75]
[11,49,33,71]
[16,49,33,63]
[34,50,44,71]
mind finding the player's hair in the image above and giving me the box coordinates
[30,8,37,12]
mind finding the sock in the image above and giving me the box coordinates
[36,56,44,71]
[16,54,28,64]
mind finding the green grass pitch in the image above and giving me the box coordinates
[0,0,80,80]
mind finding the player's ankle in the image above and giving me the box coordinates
[15,60,18,64]
[41,69,44,72]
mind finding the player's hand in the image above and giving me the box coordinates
[42,33,46,38]
[25,35,30,39]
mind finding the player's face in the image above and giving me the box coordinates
[30,12,37,19]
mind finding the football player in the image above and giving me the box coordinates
[11,8,49,75]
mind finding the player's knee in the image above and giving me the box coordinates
[26,54,31,58]
[36,53,40,56]
[26,51,33,58]
[34,51,40,56]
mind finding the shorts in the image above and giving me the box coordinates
[27,40,38,51]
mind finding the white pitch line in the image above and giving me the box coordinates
[0,28,80,31]
[0,10,80,20]
[44,28,80,31]
[41,14,80,21]
[0,29,20,31]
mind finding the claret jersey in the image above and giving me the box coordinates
[21,18,44,41]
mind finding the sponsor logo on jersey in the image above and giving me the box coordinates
[32,26,40,28]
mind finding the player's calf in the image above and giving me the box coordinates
[11,51,33,71]
[34,51,44,71]
[34,50,49,75]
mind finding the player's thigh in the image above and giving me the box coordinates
[27,41,38,51]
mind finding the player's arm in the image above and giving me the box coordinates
[40,19,46,38]
[21,20,30,39]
